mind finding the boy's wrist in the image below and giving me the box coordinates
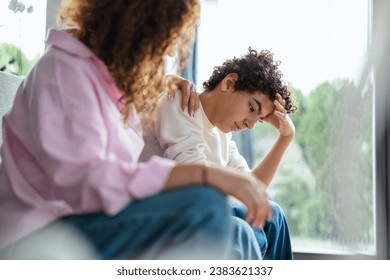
[278,133,294,143]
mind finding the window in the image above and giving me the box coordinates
[0,0,47,75]
[196,0,379,258]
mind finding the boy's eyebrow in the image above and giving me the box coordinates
[253,96,274,119]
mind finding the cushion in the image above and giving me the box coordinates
[0,72,24,162]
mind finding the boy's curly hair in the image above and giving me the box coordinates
[58,0,200,122]
[203,47,297,113]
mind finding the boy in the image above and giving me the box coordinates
[141,48,297,259]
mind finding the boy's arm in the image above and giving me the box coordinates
[227,94,295,188]
[154,91,209,164]
[250,96,295,187]
[250,134,293,187]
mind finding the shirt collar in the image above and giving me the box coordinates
[46,28,115,82]
[46,28,127,113]
[46,28,94,59]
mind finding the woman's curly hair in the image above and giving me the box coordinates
[203,47,297,113]
[58,0,200,122]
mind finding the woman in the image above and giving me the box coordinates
[0,0,270,259]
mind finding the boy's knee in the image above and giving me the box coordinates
[230,216,262,260]
[268,201,288,227]
[269,201,284,217]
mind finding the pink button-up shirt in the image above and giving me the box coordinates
[0,29,175,249]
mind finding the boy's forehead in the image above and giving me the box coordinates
[241,90,272,104]
[252,91,270,101]
[254,92,275,112]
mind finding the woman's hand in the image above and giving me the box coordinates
[165,74,199,116]
[263,94,295,139]
[164,163,272,228]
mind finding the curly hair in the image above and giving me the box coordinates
[203,47,297,113]
[57,0,200,122]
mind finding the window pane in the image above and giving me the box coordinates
[197,0,374,254]
[0,0,47,75]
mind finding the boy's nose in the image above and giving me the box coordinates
[244,119,255,129]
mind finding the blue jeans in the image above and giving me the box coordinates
[230,200,294,260]
[1,186,261,260]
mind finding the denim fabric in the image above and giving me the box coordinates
[1,186,262,260]
[65,186,262,259]
[230,200,294,260]
[64,186,234,259]
[230,216,262,259]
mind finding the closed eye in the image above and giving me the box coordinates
[249,103,255,112]
[252,97,262,115]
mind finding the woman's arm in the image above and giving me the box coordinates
[164,163,272,228]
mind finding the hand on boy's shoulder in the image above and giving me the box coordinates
[159,90,201,119]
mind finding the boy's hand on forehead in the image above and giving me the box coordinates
[262,94,295,139]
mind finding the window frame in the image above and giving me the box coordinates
[371,0,390,261]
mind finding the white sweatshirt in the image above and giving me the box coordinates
[140,91,250,173]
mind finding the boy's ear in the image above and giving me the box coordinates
[221,73,238,92]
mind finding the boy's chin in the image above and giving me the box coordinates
[219,126,232,133]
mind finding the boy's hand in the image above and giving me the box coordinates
[264,94,295,139]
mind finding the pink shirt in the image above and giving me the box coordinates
[0,29,175,249]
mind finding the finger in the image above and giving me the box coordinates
[166,91,174,100]
[244,213,253,224]
[252,190,270,228]
[274,110,288,120]
[188,88,197,115]
[257,205,270,228]
[180,83,192,111]
[243,196,257,224]
[194,92,200,112]
[267,205,273,221]
[166,87,175,100]
[243,200,260,227]
[245,207,258,226]
[253,201,272,228]
[273,99,287,113]
[276,93,286,107]
[251,205,266,228]
[165,75,178,98]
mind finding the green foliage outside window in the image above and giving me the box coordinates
[0,43,37,76]
[254,79,374,251]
